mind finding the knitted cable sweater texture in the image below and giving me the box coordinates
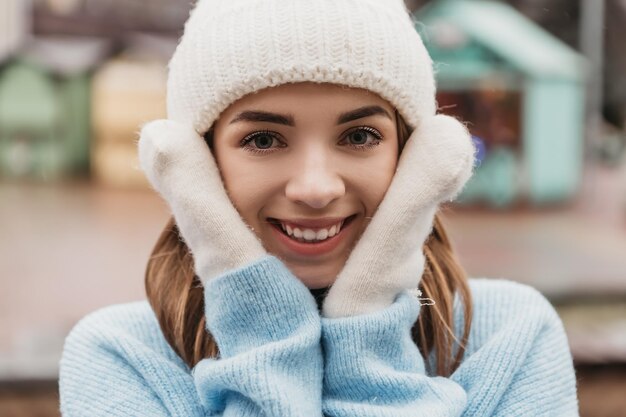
[59,256,579,416]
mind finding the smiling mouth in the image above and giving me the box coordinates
[267,214,358,243]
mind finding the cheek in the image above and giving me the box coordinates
[214,153,278,227]
[345,153,397,213]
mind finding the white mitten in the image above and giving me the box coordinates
[322,114,476,318]
[138,120,267,282]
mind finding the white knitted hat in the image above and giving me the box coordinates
[167,0,436,134]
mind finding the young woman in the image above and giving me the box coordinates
[59,0,580,415]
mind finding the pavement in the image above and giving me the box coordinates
[0,160,625,379]
[442,161,626,299]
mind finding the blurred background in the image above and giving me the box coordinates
[0,0,625,415]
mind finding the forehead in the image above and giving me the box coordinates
[218,82,394,124]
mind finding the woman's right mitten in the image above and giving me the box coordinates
[138,119,324,416]
[323,114,476,318]
[319,115,474,416]
[138,119,267,281]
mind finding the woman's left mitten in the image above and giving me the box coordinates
[323,114,476,318]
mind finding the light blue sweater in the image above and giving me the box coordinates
[59,255,579,416]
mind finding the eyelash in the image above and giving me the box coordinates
[239,127,384,155]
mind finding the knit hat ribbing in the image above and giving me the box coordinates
[167,0,436,134]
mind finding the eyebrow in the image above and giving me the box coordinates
[229,105,393,126]
[337,105,393,124]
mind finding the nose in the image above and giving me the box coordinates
[285,149,345,209]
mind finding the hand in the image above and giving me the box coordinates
[138,120,267,282]
[322,114,476,317]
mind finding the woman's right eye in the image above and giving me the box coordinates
[239,131,284,155]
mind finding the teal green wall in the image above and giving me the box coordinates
[523,79,585,203]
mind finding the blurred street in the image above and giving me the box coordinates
[445,161,626,300]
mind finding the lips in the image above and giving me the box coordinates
[267,214,357,234]
[267,215,355,230]
[267,214,358,257]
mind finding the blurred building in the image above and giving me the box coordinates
[410,0,626,157]
[33,0,191,38]
[90,35,174,188]
[416,0,586,207]
[0,0,180,184]
[0,36,110,180]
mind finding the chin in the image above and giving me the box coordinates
[302,279,335,290]
[286,263,337,289]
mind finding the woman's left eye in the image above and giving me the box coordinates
[340,127,384,151]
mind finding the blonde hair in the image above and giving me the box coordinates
[145,111,473,376]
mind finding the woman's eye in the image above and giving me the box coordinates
[240,131,283,155]
[239,126,384,155]
[342,127,384,151]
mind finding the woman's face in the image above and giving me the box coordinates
[212,82,399,289]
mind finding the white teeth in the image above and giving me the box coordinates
[278,219,346,242]
[303,229,317,241]
[316,229,329,240]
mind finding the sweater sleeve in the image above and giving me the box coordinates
[192,255,324,417]
[60,255,323,417]
[321,292,467,417]
[320,282,579,417]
